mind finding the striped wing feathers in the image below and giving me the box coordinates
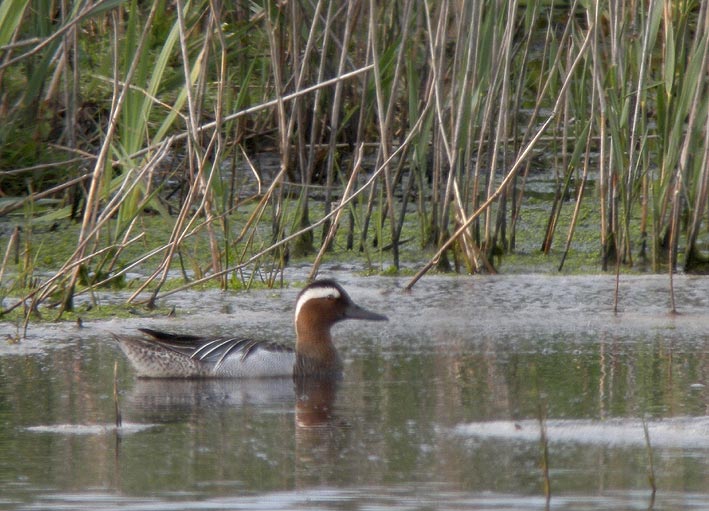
[138,328,293,369]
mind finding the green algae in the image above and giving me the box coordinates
[0,192,596,286]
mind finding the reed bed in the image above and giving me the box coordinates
[1,1,708,322]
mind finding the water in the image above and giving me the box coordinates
[1,274,708,510]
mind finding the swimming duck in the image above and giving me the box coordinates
[114,279,387,379]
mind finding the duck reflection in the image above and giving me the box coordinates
[121,376,343,428]
[123,378,295,423]
[294,376,341,428]
[121,375,350,487]
[294,376,351,486]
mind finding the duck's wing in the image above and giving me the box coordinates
[137,328,294,370]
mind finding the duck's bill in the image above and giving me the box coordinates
[345,303,388,321]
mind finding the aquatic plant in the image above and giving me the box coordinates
[1,0,709,323]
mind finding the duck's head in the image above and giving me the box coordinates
[294,279,387,342]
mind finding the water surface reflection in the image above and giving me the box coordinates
[0,274,707,510]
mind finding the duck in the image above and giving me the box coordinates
[113,279,387,379]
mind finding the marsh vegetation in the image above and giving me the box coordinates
[1,0,709,321]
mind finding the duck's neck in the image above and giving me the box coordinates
[294,324,342,378]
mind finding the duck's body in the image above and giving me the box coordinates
[114,279,387,379]
[114,330,296,378]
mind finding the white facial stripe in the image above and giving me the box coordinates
[295,286,341,320]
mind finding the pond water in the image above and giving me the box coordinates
[0,273,707,511]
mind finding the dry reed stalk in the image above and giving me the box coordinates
[426,0,485,271]
[468,34,500,253]
[1,230,145,321]
[113,64,374,169]
[507,1,541,250]
[685,107,709,270]
[405,19,593,291]
[642,417,657,506]
[0,0,99,72]
[666,15,708,310]
[320,1,358,248]
[513,0,580,255]
[1,140,162,311]
[457,1,484,249]
[126,1,230,305]
[484,0,516,251]
[541,44,572,256]
[0,226,20,285]
[130,160,291,303]
[374,0,415,269]
[680,9,709,271]
[57,4,159,313]
[308,144,365,280]
[559,117,594,271]
[207,1,229,287]
[368,0,400,267]
[5,2,709,322]
[0,173,92,217]
[151,94,434,302]
[16,136,173,319]
[624,2,658,255]
[298,0,332,254]
[538,406,551,510]
[113,360,122,429]
[406,111,558,290]
[263,1,290,258]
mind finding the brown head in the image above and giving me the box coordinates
[293,279,387,377]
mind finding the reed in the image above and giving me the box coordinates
[538,402,551,510]
[641,417,657,506]
[113,360,122,430]
[1,1,709,322]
